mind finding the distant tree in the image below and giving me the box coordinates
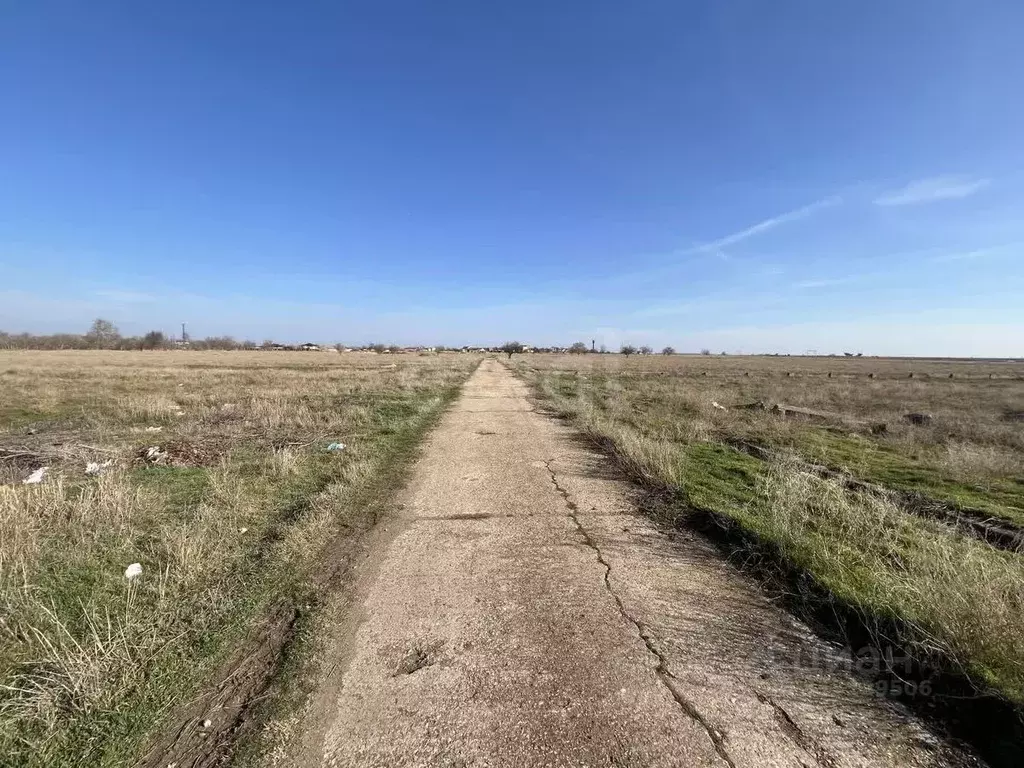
[261,339,275,350]
[86,318,120,348]
[620,344,638,356]
[141,330,167,350]
[599,344,608,354]
[369,343,386,353]
[192,336,239,350]
[568,341,589,354]
[501,341,525,359]
[639,345,653,355]
[241,339,257,350]
[662,346,675,355]
[720,350,728,355]
[700,348,711,356]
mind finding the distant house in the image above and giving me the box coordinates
[300,342,320,351]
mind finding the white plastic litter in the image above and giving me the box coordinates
[86,460,114,476]
[326,442,346,452]
[23,467,49,484]
[711,401,727,411]
[124,563,143,580]
[239,527,248,534]
[144,425,163,433]
[145,446,168,463]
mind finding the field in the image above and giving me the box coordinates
[0,350,479,766]
[512,353,1024,709]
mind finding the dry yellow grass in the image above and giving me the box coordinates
[518,353,1024,523]
[0,349,480,766]
[513,353,1024,706]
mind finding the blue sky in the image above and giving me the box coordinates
[2,1,1022,355]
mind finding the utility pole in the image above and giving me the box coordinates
[591,339,595,352]
[181,323,189,343]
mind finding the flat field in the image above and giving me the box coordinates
[514,353,1024,707]
[0,350,478,766]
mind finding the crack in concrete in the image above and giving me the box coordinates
[754,690,839,768]
[542,458,737,768]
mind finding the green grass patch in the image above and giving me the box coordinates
[790,429,1024,526]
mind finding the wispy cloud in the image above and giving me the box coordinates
[874,175,990,206]
[688,196,842,255]
[694,197,842,253]
[931,243,1020,262]
[93,289,157,303]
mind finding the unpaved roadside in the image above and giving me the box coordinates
[284,359,979,767]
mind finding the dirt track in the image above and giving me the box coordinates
[290,359,978,767]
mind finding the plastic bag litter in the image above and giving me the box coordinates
[711,401,727,411]
[326,442,346,452]
[23,467,48,484]
[86,460,114,476]
[124,563,143,580]
[145,446,169,463]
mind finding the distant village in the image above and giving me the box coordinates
[266,343,557,354]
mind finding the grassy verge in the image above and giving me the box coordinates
[0,351,479,766]
[514,359,1024,712]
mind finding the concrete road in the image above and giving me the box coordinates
[294,359,977,767]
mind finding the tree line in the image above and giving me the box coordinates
[0,318,253,351]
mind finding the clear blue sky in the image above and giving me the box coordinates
[2,1,1022,355]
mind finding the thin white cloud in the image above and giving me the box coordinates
[931,243,1020,262]
[874,175,990,206]
[688,196,841,255]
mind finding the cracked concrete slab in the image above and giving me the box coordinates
[292,359,980,768]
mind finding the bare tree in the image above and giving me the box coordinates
[639,345,653,355]
[620,344,637,356]
[141,330,167,350]
[86,318,120,348]
[501,341,525,359]
[662,346,675,355]
[568,341,588,354]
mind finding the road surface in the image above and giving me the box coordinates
[291,359,976,767]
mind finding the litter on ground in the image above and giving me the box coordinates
[145,446,169,464]
[326,442,346,452]
[145,425,163,433]
[711,401,727,411]
[86,460,114,476]
[23,467,49,484]
[124,563,143,580]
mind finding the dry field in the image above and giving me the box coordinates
[513,353,1024,709]
[0,350,479,766]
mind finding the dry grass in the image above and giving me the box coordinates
[519,353,1024,523]
[750,461,1024,701]
[514,353,1024,705]
[0,350,479,765]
